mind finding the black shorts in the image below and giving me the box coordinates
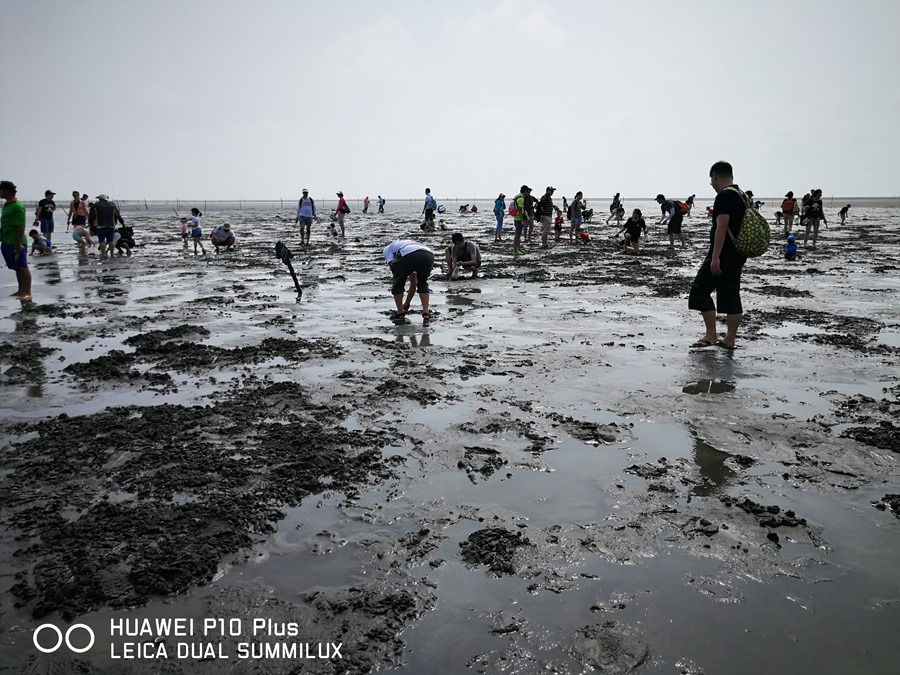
[688,253,746,315]
[667,214,683,234]
[391,249,434,296]
[425,208,435,220]
[72,215,86,226]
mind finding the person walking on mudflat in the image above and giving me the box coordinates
[688,161,747,351]
[335,191,349,237]
[383,240,435,325]
[295,189,316,245]
[0,181,32,301]
[780,191,797,235]
[803,189,826,249]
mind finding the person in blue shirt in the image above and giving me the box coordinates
[295,189,317,245]
[493,192,506,242]
[784,235,801,261]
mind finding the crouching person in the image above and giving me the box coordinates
[211,223,236,252]
[448,232,482,279]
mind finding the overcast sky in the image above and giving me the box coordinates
[3,0,898,201]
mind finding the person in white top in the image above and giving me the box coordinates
[383,240,435,325]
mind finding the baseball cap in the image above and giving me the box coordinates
[302,189,308,193]
[96,193,110,200]
[336,191,343,197]
[223,224,231,230]
[546,186,556,191]
[45,189,56,196]
[520,185,530,192]
[787,235,796,242]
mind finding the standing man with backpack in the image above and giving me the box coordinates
[538,186,556,249]
[335,191,349,237]
[688,161,747,351]
[656,194,687,248]
[512,186,529,256]
[780,191,796,236]
[295,189,316,245]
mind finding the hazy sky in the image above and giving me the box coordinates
[3,0,898,200]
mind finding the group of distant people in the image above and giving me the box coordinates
[383,161,804,354]
[0,181,148,301]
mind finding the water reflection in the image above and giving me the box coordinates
[34,260,62,286]
[394,332,432,348]
[1,316,48,397]
[445,294,475,306]
[690,437,736,498]
[682,379,736,395]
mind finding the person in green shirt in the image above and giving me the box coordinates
[513,185,530,257]
[0,180,31,300]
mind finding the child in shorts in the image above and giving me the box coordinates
[191,221,206,254]
[71,224,94,255]
[29,229,53,255]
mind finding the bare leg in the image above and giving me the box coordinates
[16,268,32,300]
[699,310,718,343]
[721,313,742,347]
[812,222,820,247]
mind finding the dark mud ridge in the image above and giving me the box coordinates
[0,381,403,619]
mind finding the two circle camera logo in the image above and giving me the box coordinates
[33,623,95,654]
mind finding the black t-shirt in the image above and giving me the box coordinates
[38,198,56,220]
[624,218,645,238]
[806,199,824,219]
[710,186,747,256]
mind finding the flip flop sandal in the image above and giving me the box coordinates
[422,311,431,325]
[715,341,737,351]
[690,339,715,349]
[390,311,409,324]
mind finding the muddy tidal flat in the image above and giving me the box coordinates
[1,202,899,674]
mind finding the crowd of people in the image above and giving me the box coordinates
[3,169,847,351]
[382,162,843,351]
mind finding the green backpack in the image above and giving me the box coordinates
[723,186,770,257]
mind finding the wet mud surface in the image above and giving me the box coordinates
[1,202,899,673]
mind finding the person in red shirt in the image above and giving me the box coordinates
[335,191,348,237]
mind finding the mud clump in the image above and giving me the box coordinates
[720,497,807,528]
[458,446,508,483]
[460,527,532,575]
[840,421,900,452]
[0,385,402,619]
[873,494,900,517]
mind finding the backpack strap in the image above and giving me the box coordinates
[720,186,751,245]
